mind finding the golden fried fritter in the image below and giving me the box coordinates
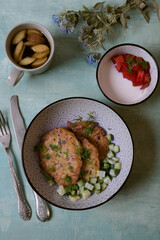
[67,121,109,161]
[80,137,100,182]
[39,128,82,186]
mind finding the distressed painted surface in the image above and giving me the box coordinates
[0,0,160,239]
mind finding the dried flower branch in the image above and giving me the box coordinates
[52,0,160,65]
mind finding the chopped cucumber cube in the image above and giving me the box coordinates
[94,189,101,194]
[107,134,114,142]
[95,183,101,190]
[77,190,80,195]
[79,186,85,194]
[77,179,85,187]
[97,170,106,178]
[107,150,114,158]
[102,158,108,163]
[103,176,111,184]
[107,159,116,165]
[112,157,120,162]
[48,179,55,186]
[57,186,66,196]
[101,183,107,191]
[109,169,116,177]
[113,145,120,153]
[115,162,122,169]
[69,195,80,202]
[98,178,104,183]
[82,190,91,200]
[109,143,115,151]
[85,182,94,191]
[103,162,110,169]
[71,190,76,196]
[89,177,97,184]
[114,169,121,176]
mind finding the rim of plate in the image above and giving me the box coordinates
[22,97,134,210]
[96,43,159,106]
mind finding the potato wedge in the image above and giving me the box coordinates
[31,44,49,53]
[13,41,24,63]
[27,29,43,36]
[12,30,26,44]
[19,57,36,66]
[32,50,50,59]
[31,56,47,68]
[27,34,46,44]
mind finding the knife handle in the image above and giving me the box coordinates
[33,190,50,221]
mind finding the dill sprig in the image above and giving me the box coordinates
[52,0,160,65]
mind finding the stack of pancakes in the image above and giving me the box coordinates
[39,121,109,186]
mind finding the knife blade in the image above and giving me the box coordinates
[10,95,50,222]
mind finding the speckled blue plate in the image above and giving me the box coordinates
[22,97,134,210]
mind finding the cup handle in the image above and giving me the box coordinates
[7,68,24,86]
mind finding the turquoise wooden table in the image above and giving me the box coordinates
[0,0,160,239]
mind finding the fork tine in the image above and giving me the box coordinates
[0,111,9,135]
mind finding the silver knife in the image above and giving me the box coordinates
[10,95,50,222]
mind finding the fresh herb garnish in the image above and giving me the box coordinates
[87,111,95,121]
[127,66,133,75]
[68,166,73,172]
[64,175,72,183]
[76,148,83,155]
[44,153,50,160]
[73,116,83,122]
[63,151,68,157]
[82,149,90,160]
[34,144,45,152]
[56,153,60,157]
[49,144,60,152]
[126,55,135,66]
[50,166,56,172]
[140,60,149,70]
[84,127,93,137]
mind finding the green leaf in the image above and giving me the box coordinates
[152,0,160,21]
[139,8,150,23]
[120,13,127,28]
[82,5,89,12]
[94,2,105,10]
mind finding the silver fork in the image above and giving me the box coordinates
[0,111,32,221]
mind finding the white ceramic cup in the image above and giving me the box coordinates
[5,21,55,86]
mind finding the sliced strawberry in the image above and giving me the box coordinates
[124,54,135,62]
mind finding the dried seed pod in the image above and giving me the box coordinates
[32,50,50,59]
[12,30,26,44]
[31,56,47,68]
[31,44,49,53]
[27,29,43,36]
[13,41,24,63]
[19,57,36,66]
